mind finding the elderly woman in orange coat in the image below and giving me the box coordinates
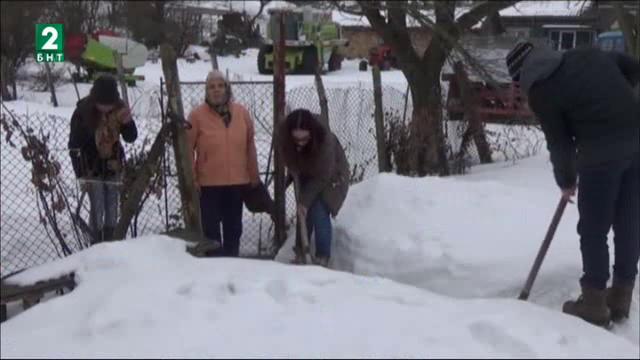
[187,70,260,257]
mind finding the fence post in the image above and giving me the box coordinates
[372,65,390,172]
[113,51,130,108]
[273,11,287,250]
[68,68,80,101]
[160,78,170,233]
[209,40,219,70]
[159,43,202,236]
[43,63,58,107]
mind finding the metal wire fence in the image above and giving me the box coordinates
[1,79,544,278]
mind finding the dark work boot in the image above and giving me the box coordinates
[607,278,635,322]
[563,284,611,327]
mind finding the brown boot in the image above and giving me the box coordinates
[607,279,635,322]
[562,284,611,327]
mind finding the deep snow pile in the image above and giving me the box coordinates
[276,153,640,348]
[1,235,638,358]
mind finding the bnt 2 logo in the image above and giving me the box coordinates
[35,24,65,63]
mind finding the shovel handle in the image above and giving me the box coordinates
[519,196,569,301]
[293,174,314,265]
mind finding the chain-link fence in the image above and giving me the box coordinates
[1,112,89,277]
[1,79,544,278]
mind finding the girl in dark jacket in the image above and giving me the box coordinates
[277,109,350,266]
[68,75,137,243]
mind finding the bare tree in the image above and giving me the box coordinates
[107,0,126,30]
[41,0,102,34]
[126,1,202,55]
[167,7,204,55]
[332,1,518,176]
[1,1,48,100]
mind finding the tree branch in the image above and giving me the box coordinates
[455,1,518,31]
[330,1,365,16]
[248,0,270,29]
[406,6,506,89]
[359,1,421,73]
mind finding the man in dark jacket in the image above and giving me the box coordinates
[68,75,137,243]
[506,42,639,327]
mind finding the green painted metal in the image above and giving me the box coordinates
[260,9,346,73]
[81,38,117,70]
[264,47,305,71]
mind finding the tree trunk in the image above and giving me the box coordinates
[209,40,219,70]
[12,79,17,100]
[10,63,18,100]
[160,43,202,235]
[406,70,449,177]
[372,64,390,172]
[314,64,329,128]
[1,56,13,101]
[43,63,58,107]
[113,123,171,240]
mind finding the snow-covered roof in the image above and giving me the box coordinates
[332,10,370,27]
[188,0,277,17]
[499,1,591,17]
[332,6,475,28]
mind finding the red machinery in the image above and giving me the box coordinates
[368,44,397,71]
[442,73,535,125]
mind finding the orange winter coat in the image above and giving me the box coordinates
[186,102,259,187]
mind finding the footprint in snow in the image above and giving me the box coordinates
[468,320,536,358]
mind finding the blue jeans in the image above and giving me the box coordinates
[86,178,120,238]
[306,198,332,258]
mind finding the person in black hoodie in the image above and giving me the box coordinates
[68,75,137,243]
[506,42,639,327]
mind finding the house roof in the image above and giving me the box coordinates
[333,5,475,28]
[499,1,592,17]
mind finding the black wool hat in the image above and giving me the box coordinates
[506,41,534,82]
[92,75,120,104]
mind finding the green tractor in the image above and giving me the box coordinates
[257,7,349,75]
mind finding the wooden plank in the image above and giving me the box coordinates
[160,44,202,235]
[273,13,287,250]
[1,273,75,305]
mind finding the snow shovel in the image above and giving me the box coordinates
[519,196,569,301]
[293,174,315,265]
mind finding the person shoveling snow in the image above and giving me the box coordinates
[505,41,639,328]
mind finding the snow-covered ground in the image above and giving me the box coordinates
[275,152,640,349]
[1,235,638,358]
